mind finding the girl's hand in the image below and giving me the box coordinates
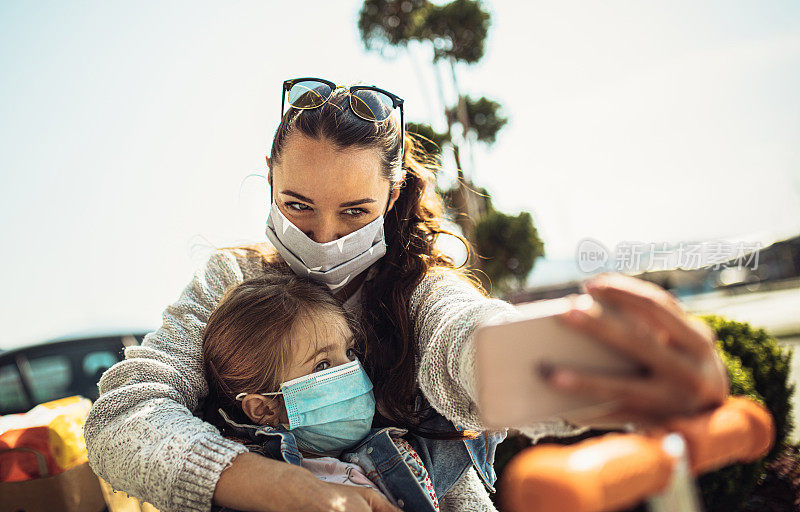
[550,272,729,426]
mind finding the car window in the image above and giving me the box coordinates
[0,364,28,413]
[82,351,118,378]
[27,355,72,404]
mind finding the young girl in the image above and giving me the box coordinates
[201,268,444,512]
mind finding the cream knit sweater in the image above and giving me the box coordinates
[84,249,585,512]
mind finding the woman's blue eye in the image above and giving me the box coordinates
[314,360,330,372]
[287,202,311,211]
[342,208,367,217]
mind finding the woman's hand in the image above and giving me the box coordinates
[319,483,402,512]
[550,272,729,426]
[214,452,401,512]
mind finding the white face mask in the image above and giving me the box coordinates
[265,202,387,291]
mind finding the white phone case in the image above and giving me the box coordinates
[475,295,641,429]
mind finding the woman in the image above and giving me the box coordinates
[84,78,728,512]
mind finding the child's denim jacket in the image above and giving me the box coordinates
[215,394,506,511]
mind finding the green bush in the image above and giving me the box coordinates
[696,314,795,512]
[699,314,794,456]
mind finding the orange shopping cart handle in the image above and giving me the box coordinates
[500,396,775,512]
[661,395,774,474]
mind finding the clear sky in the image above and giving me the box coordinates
[1,0,799,348]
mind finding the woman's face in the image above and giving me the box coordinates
[268,133,400,244]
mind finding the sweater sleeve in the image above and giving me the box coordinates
[84,250,264,512]
[409,268,589,441]
[438,467,498,512]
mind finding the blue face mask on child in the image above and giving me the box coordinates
[238,359,376,456]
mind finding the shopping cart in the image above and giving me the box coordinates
[500,396,775,512]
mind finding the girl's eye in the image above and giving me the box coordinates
[287,202,311,212]
[314,360,331,372]
[342,208,367,217]
[346,348,357,360]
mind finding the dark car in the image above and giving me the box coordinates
[0,333,148,415]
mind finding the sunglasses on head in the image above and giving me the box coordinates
[281,77,405,160]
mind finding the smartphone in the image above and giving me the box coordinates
[474,294,642,429]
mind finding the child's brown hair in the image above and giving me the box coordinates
[200,266,363,432]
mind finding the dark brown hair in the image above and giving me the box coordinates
[229,87,481,439]
[201,267,364,432]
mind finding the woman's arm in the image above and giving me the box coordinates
[409,268,587,441]
[411,268,729,438]
[84,250,256,512]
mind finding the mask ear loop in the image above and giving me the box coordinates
[235,391,283,401]
[384,190,391,217]
[268,170,274,206]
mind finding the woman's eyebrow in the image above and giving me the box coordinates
[281,190,314,203]
[280,190,376,208]
[339,198,377,207]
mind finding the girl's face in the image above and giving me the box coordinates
[283,309,358,381]
[268,133,401,244]
[240,308,358,426]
